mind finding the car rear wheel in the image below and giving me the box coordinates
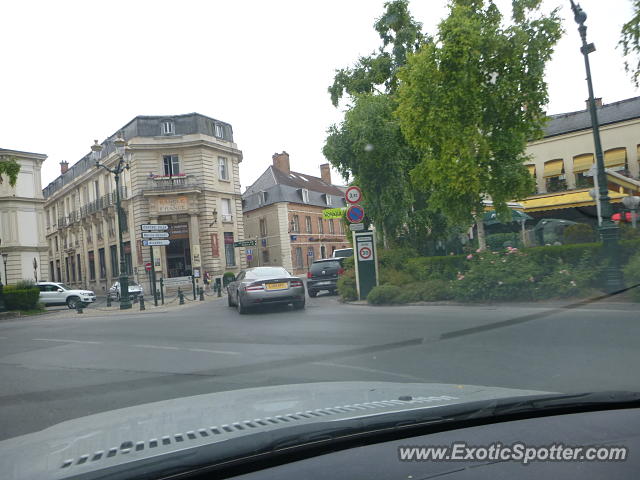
[227,290,235,307]
[66,296,80,309]
[308,290,317,297]
[293,300,305,310]
[237,297,247,315]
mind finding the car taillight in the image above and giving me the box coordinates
[245,283,264,292]
[307,272,312,279]
[290,280,303,287]
[338,268,345,275]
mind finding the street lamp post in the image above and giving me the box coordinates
[92,137,132,309]
[2,252,8,287]
[0,239,5,311]
[570,0,624,293]
[622,196,640,229]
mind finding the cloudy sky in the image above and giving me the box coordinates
[1,0,637,189]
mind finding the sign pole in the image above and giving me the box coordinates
[150,246,158,306]
[353,230,361,300]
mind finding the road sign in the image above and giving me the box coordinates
[247,254,253,261]
[142,232,170,239]
[193,268,201,278]
[354,231,379,300]
[145,262,152,272]
[143,239,170,246]
[246,248,253,255]
[345,186,362,204]
[346,204,365,223]
[233,240,257,247]
[349,223,364,232]
[141,224,169,231]
[358,243,373,261]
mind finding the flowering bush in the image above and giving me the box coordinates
[623,252,640,302]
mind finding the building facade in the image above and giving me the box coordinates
[242,152,349,274]
[43,113,246,294]
[522,96,640,218]
[0,148,49,285]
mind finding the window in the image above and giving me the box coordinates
[110,245,118,276]
[291,215,300,233]
[325,194,332,206]
[219,157,229,180]
[338,220,343,234]
[328,219,335,234]
[215,123,224,137]
[305,216,312,233]
[77,254,82,282]
[295,247,303,268]
[301,188,310,203]
[88,251,95,280]
[318,217,324,234]
[65,257,70,283]
[124,242,133,275]
[98,248,106,279]
[575,172,594,189]
[224,232,236,267]
[258,191,267,205]
[162,121,175,135]
[259,218,268,237]
[546,176,567,193]
[163,155,180,176]
[56,260,61,282]
[70,255,76,282]
[262,249,270,263]
[94,180,100,200]
[221,198,233,222]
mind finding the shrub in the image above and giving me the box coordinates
[15,279,36,289]
[222,271,236,287]
[405,255,467,281]
[623,252,640,302]
[378,247,418,270]
[367,285,404,305]
[337,269,357,301]
[620,224,640,241]
[3,286,40,310]
[379,267,415,286]
[486,233,522,251]
[563,223,596,244]
[398,280,453,303]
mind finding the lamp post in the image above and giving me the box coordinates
[0,239,5,311]
[622,196,640,229]
[2,252,8,287]
[570,0,624,293]
[92,136,132,309]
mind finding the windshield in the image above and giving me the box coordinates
[2,1,640,478]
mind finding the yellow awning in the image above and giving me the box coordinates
[543,159,564,177]
[572,153,594,173]
[604,148,626,168]
[526,164,536,176]
[522,189,627,212]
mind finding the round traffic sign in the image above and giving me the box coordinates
[346,204,365,223]
[145,263,152,272]
[345,185,362,204]
[359,246,372,260]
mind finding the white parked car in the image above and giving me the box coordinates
[36,282,97,309]
[332,248,353,258]
[109,281,144,300]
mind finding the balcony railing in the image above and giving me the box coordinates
[79,187,128,217]
[221,214,233,223]
[143,175,203,193]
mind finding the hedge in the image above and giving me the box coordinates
[3,286,40,311]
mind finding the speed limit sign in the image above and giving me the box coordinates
[345,186,362,204]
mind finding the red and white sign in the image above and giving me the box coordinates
[358,244,373,261]
[145,262,152,272]
[345,186,363,204]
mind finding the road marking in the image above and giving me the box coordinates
[313,361,425,381]
[187,348,240,355]
[133,344,180,350]
[33,338,102,345]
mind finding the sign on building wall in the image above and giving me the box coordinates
[211,234,219,258]
[322,208,345,219]
[191,244,201,267]
[156,196,188,213]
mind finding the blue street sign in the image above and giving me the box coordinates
[347,204,365,223]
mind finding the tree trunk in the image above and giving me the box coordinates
[476,216,487,251]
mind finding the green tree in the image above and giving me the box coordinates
[396,0,562,231]
[328,0,425,106]
[620,0,640,86]
[0,156,21,187]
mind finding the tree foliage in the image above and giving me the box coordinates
[328,0,425,106]
[396,0,562,226]
[0,156,21,187]
[620,0,640,86]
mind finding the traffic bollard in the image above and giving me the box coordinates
[160,278,165,305]
[139,295,146,311]
[106,294,112,307]
[199,287,204,301]
[178,288,185,305]
[76,301,84,314]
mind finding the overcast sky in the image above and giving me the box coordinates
[1,0,637,190]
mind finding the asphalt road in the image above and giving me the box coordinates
[0,293,639,441]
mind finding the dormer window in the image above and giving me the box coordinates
[258,191,268,205]
[162,121,175,135]
[214,123,224,138]
[300,188,309,203]
[324,194,332,206]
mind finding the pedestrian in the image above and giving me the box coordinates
[203,271,210,292]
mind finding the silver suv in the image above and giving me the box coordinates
[36,282,97,309]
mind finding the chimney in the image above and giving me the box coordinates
[60,161,69,174]
[272,151,290,174]
[585,98,603,109]
[320,163,331,184]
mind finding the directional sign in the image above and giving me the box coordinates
[142,231,170,239]
[345,186,363,204]
[141,224,169,231]
[346,204,365,224]
[143,239,170,246]
[349,223,365,232]
[233,240,257,247]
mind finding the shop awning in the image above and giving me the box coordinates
[543,159,564,177]
[604,148,626,168]
[526,164,536,176]
[522,189,627,212]
[572,153,594,173]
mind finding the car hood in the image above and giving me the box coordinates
[69,290,94,296]
[0,382,549,480]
